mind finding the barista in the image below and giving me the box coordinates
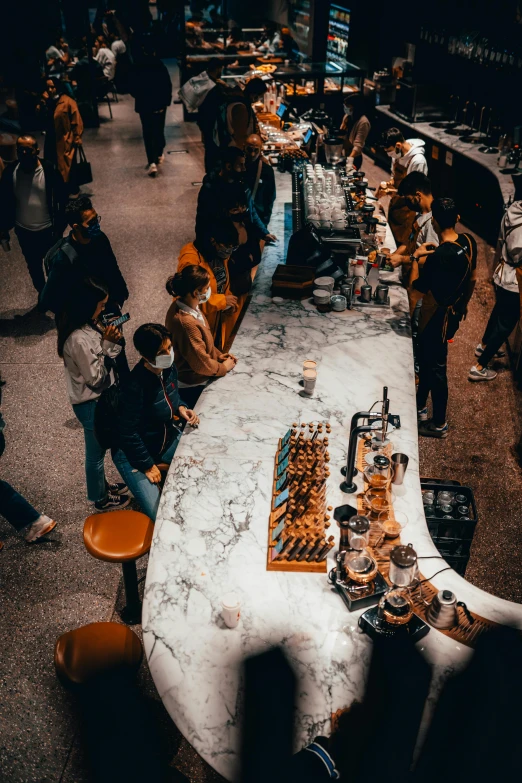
[389,172,439,275]
[379,128,428,246]
[340,94,371,170]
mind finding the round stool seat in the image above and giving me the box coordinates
[54,622,143,685]
[83,510,154,563]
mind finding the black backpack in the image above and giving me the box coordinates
[43,236,78,279]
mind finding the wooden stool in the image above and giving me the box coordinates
[83,511,154,624]
[54,622,143,685]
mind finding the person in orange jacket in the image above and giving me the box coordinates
[167,219,240,350]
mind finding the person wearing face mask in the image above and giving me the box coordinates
[39,195,129,321]
[389,173,438,270]
[165,265,237,408]
[57,277,130,511]
[112,324,199,521]
[0,135,66,294]
[174,219,240,350]
[195,146,276,245]
[379,128,428,246]
[244,133,276,227]
[40,77,83,197]
[340,94,371,170]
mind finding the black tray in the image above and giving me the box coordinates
[421,482,478,543]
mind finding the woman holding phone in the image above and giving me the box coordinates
[57,277,130,511]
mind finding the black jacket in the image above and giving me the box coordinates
[195,172,268,242]
[129,58,172,114]
[117,361,186,472]
[39,231,129,315]
[0,159,66,236]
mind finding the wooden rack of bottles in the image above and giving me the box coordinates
[267,422,334,572]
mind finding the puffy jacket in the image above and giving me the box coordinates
[117,361,186,472]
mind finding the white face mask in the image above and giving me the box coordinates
[198,287,211,303]
[344,106,353,116]
[387,147,402,160]
[149,348,174,369]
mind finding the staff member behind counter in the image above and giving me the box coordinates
[378,128,428,246]
[340,94,371,170]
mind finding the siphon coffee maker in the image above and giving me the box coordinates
[329,510,388,611]
[358,544,430,641]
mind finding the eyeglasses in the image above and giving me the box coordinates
[85,215,101,228]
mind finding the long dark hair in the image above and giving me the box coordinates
[57,277,108,357]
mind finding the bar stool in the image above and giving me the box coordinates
[83,511,154,624]
[54,622,143,686]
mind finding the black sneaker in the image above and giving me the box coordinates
[418,420,449,439]
[95,492,131,511]
[107,482,129,496]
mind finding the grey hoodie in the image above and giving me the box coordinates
[494,200,522,292]
[393,138,428,176]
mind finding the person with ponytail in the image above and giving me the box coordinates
[57,277,130,511]
[165,265,237,408]
[171,218,241,350]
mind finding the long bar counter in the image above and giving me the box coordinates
[143,173,522,780]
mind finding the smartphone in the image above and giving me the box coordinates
[102,312,130,327]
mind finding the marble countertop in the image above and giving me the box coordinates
[376,105,515,205]
[143,174,522,781]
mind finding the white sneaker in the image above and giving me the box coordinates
[417,406,429,421]
[147,163,158,177]
[468,365,497,382]
[158,154,165,164]
[25,516,57,543]
[474,343,505,359]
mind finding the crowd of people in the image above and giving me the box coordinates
[0,32,282,541]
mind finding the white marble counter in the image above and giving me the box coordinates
[143,174,522,781]
[376,105,515,205]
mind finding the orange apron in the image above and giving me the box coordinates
[388,159,417,247]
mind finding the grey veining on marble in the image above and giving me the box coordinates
[143,173,522,781]
[376,105,515,204]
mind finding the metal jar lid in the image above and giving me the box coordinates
[390,543,417,569]
[439,590,457,605]
[348,515,370,535]
[373,454,390,470]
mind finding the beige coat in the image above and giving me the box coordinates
[53,94,84,182]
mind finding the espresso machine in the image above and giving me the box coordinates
[359,544,430,642]
[329,508,388,611]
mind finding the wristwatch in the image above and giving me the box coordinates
[409,253,417,263]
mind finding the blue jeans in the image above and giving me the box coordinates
[0,480,40,532]
[112,434,180,521]
[73,399,107,503]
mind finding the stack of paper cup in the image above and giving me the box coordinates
[313,289,331,306]
[314,276,335,294]
[303,359,317,374]
[303,368,317,395]
[222,593,241,628]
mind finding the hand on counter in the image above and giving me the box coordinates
[265,233,277,244]
[145,465,162,484]
[179,406,199,427]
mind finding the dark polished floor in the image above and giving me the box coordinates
[0,65,521,782]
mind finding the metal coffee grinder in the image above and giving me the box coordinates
[358,543,430,641]
[329,510,388,611]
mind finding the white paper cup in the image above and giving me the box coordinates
[303,359,317,373]
[303,368,317,395]
[222,593,240,628]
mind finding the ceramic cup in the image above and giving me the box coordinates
[222,593,241,628]
[314,276,335,294]
[331,295,347,312]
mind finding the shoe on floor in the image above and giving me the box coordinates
[107,481,128,496]
[25,516,57,543]
[417,406,428,421]
[158,154,165,164]
[468,365,498,382]
[474,343,505,359]
[147,163,158,177]
[418,420,449,439]
[94,492,131,511]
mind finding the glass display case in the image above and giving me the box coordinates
[272,61,364,101]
